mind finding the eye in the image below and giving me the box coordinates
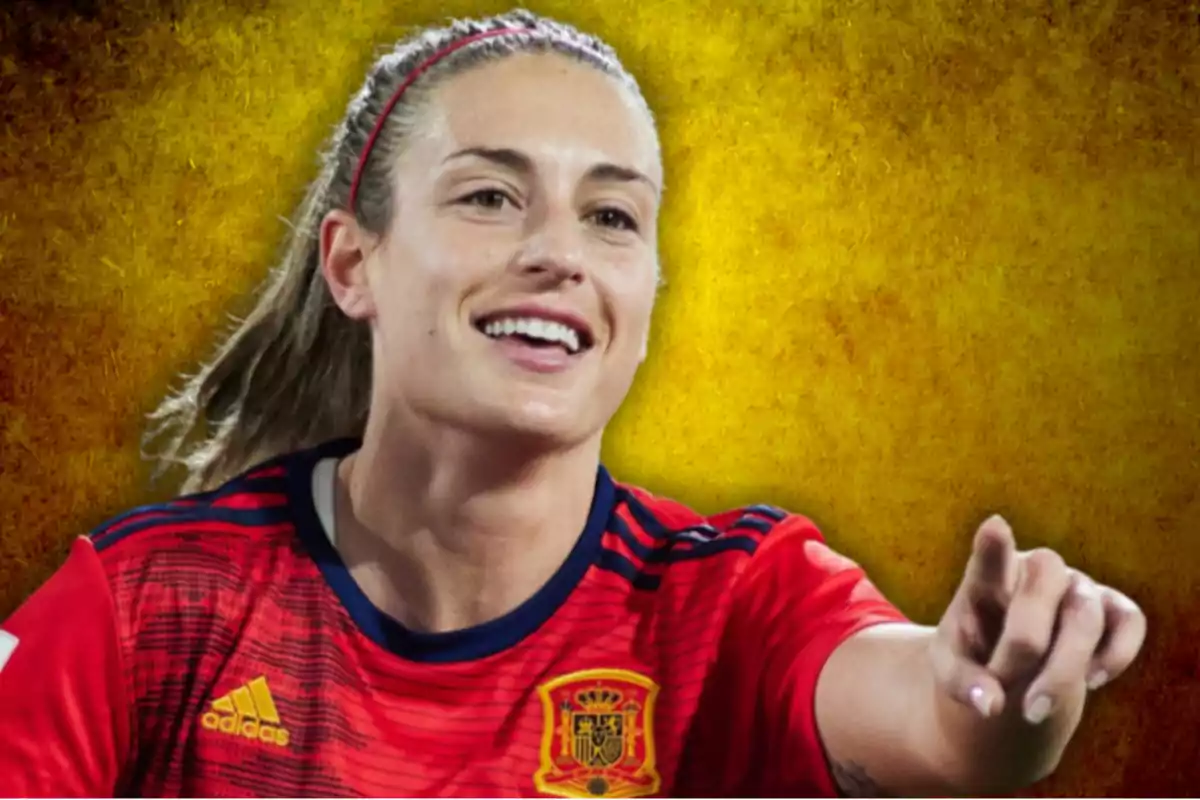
[459,188,517,210]
[589,207,639,232]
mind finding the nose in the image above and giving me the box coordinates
[512,202,587,287]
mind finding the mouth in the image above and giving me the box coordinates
[472,308,596,357]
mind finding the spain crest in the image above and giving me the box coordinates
[534,668,661,798]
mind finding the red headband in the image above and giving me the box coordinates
[347,27,526,212]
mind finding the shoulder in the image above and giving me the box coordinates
[618,482,818,540]
[605,480,830,591]
[85,452,315,623]
[90,459,296,560]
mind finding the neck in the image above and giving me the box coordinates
[335,407,603,634]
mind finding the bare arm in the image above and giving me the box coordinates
[817,624,1080,796]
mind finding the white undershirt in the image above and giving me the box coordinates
[311,457,338,547]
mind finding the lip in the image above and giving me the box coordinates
[472,304,596,349]
[489,337,579,374]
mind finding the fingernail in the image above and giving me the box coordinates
[1025,694,1052,725]
[969,685,993,718]
[1087,670,1109,690]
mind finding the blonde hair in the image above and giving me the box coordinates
[144,9,652,493]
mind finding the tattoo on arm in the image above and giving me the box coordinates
[832,760,891,798]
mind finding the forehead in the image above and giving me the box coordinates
[415,52,661,183]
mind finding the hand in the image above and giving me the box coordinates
[930,515,1147,726]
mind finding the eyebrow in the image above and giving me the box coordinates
[443,147,659,194]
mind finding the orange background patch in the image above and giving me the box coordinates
[1,0,1196,794]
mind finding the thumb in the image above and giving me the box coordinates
[929,633,1007,719]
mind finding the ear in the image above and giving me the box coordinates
[320,209,377,321]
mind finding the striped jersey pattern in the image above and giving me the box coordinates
[0,438,906,797]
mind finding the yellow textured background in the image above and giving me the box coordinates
[1,0,1197,794]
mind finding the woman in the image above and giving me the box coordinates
[0,9,1145,798]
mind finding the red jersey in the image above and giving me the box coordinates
[0,438,906,797]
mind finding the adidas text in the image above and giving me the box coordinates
[201,711,291,747]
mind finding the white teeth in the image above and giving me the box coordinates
[481,316,584,354]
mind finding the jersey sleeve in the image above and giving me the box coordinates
[0,537,132,798]
[678,516,908,798]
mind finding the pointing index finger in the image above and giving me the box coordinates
[962,515,1018,609]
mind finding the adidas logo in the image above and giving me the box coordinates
[201,676,290,747]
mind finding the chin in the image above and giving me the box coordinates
[465,395,597,450]
[407,370,617,451]
[502,400,589,443]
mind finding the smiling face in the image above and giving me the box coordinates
[335,52,663,447]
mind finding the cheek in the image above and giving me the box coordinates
[616,270,659,341]
[391,218,508,295]
[372,237,462,316]
[604,297,654,367]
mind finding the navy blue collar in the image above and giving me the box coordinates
[285,438,615,663]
